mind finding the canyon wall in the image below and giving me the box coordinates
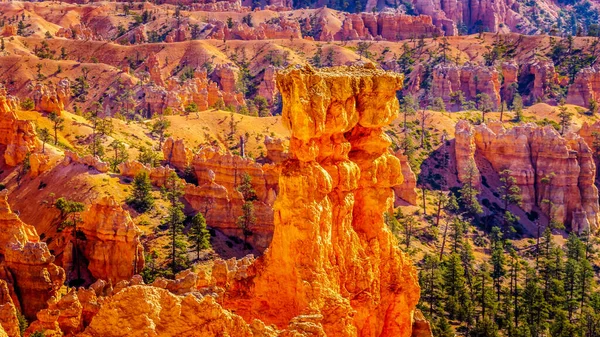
[78,197,145,284]
[0,190,65,320]
[456,120,599,233]
[0,86,39,166]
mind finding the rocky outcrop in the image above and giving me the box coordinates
[520,60,556,104]
[117,160,175,187]
[185,147,277,251]
[77,196,144,283]
[257,66,278,105]
[0,86,39,166]
[331,12,442,41]
[263,136,288,164]
[80,285,272,337]
[62,151,109,173]
[55,24,100,41]
[0,281,19,337]
[394,149,418,205]
[454,120,480,185]
[140,67,244,116]
[221,65,420,335]
[163,137,192,170]
[411,0,541,35]
[30,80,71,114]
[143,53,164,87]
[0,190,65,320]
[566,66,600,107]
[430,63,501,111]
[457,121,599,233]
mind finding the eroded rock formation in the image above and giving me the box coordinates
[430,64,501,111]
[567,66,600,107]
[456,120,599,233]
[30,80,71,114]
[0,190,65,320]
[78,196,145,283]
[0,86,39,166]
[220,65,420,336]
[185,146,277,251]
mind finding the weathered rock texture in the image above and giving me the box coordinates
[0,86,39,166]
[456,121,599,233]
[394,150,418,205]
[0,190,65,320]
[118,160,175,187]
[331,13,442,41]
[185,146,278,251]
[30,80,71,114]
[567,66,600,107]
[0,281,19,337]
[77,197,145,283]
[221,65,420,336]
[430,64,501,111]
[62,151,109,173]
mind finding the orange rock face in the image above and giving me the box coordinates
[0,280,19,337]
[0,190,65,320]
[220,65,420,336]
[30,80,71,114]
[430,64,501,111]
[0,86,39,166]
[185,146,277,251]
[77,196,145,284]
[62,151,109,173]
[118,160,175,187]
[567,66,600,107]
[456,121,599,233]
[163,137,192,170]
[394,150,418,205]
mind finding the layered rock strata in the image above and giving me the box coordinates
[0,86,39,166]
[0,190,65,320]
[78,197,145,284]
[456,120,599,233]
[222,65,420,336]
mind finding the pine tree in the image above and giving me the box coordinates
[189,212,210,261]
[498,169,522,231]
[127,171,154,212]
[557,103,573,135]
[108,140,128,172]
[512,93,523,122]
[38,127,50,153]
[420,254,443,316]
[49,112,64,145]
[460,162,483,216]
[164,172,187,277]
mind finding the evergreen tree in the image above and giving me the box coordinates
[163,172,188,277]
[189,212,210,260]
[127,171,154,212]
[48,112,64,145]
[38,127,50,153]
[459,162,483,216]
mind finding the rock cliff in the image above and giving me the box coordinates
[222,65,419,336]
[186,146,277,251]
[78,197,145,284]
[0,190,65,320]
[567,66,600,107]
[430,63,501,111]
[0,86,40,166]
[456,121,599,233]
